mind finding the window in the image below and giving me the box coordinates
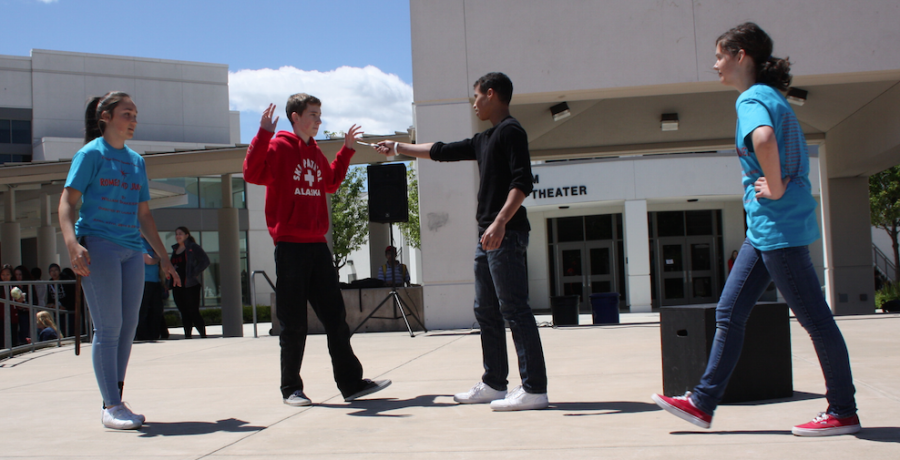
[557,216,584,242]
[0,120,9,143]
[152,176,246,209]
[0,120,31,144]
[11,120,30,144]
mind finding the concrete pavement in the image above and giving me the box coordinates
[1,313,898,459]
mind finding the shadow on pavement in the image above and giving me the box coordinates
[317,394,457,417]
[671,427,900,441]
[725,390,824,406]
[855,427,900,443]
[671,430,793,436]
[552,401,661,416]
[137,418,265,437]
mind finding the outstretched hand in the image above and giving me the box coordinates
[260,104,279,133]
[344,124,364,150]
[374,140,395,156]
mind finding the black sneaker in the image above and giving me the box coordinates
[343,379,392,402]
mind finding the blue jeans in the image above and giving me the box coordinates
[80,236,145,407]
[474,229,548,394]
[691,239,857,418]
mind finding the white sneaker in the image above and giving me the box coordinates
[284,390,312,407]
[101,405,142,430]
[453,382,507,404]
[122,402,145,424]
[490,386,549,411]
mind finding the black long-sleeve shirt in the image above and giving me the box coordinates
[429,116,533,232]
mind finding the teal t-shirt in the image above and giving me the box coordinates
[65,138,150,251]
[735,83,819,251]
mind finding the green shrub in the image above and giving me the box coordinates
[244,305,271,323]
[164,310,181,328]
[876,282,900,310]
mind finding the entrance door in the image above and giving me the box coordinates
[686,237,717,303]
[656,237,718,306]
[556,242,615,312]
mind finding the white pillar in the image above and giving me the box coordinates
[2,189,21,267]
[218,174,243,337]
[37,194,59,273]
[624,200,651,312]
[415,101,481,329]
[823,176,875,315]
[817,144,836,309]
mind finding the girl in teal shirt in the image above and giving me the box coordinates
[60,92,180,430]
[653,22,859,437]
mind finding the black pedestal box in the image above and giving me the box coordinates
[660,303,793,404]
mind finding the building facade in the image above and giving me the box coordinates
[409,0,900,328]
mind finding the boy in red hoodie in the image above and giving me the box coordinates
[243,93,391,406]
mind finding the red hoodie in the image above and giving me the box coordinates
[243,128,355,244]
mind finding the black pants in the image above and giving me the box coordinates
[172,284,205,338]
[136,282,164,340]
[275,242,364,398]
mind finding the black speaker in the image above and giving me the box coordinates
[367,164,408,223]
[660,303,792,404]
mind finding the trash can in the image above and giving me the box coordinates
[550,295,580,326]
[590,293,620,324]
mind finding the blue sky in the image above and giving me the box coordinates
[0,0,414,143]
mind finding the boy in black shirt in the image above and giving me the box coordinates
[376,72,548,411]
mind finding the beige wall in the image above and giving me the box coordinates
[412,0,900,103]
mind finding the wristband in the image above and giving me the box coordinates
[393,142,399,156]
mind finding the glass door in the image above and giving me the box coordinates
[557,242,615,312]
[587,241,615,298]
[557,242,586,310]
[658,239,688,306]
[687,237,717,304]
[656,236,719,306]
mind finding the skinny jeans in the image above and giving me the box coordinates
[474,229,548,394]
[80,236,144,407]
[690,238,857,418]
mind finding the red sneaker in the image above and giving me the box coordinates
[792,413,861,437]
[652,392,712,429]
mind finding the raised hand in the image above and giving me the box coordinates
[344,124,364,150]
[260,103,279,133]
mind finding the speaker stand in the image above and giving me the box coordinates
[353,223,427,337]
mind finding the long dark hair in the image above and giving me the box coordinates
[716,22,792,92]
[84,91,131,144]
[176,226,197,244]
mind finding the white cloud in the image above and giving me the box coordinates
[229,65,413,137]
[36,0,59,3]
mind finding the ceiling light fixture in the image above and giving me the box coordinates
[550,102,571,122]
[786,87,808,106]
[660,113,679,131]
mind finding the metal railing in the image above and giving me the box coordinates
[1,279,86,360]
[874,244,897,282]
[249,270,275,339]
